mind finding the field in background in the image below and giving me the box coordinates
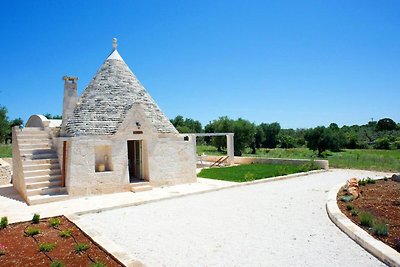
[0,144,11,158]
[197,145,400,172]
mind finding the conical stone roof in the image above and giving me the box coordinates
[65,49,178,136]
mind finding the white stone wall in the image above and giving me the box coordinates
[0,159,11,185]
[148,136,197,186]
[12,127,27,200]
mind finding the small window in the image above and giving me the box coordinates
[95,145,113,172]
[184,136,189,141]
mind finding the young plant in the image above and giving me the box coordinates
[358,211,374,227]
[32,213,40,224]
[351,209,359,216]
[366,177,376,184]
[91,261,107,267]
[49,218,61,227]
[75,243,90,253]
[0,244,6,256]
[340,195,353,202]
[25,227,41,236]
[346,204,354,211]
[372,221,389,236]
[0,216,8,229]
[59,229,72,238]
[39,242,56,252]
[383,177,388,181]
[50,260,64,267]
[358,179,367,186]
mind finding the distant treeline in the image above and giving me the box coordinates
[170,115,400,156]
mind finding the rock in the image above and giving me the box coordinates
[392,174,400,183]
[345,177,361,199]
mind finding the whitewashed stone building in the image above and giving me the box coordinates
[12,39,197,205]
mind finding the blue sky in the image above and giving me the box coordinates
[0,0,399,129]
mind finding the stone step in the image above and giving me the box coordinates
[22,159,59,165]
[26,180,62,189]
[26,186,67,197]
[21,153,58,160]
[19,143,53,149]
[18,139,51,144]
[131,182,152,193]
[20,127,45,132]
[27,193,69,205]
[25,174,62,183]
[20,148,55,155]
[18,133,50,138]
[24,168,61,177]
[23,163,61,171]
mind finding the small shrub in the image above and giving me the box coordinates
[383,177,388,181]
[351,209,359,216]
[346,204,354,211]
[372,221,389,236]
[358,179,367,186]
[32,213,40,224]
[39,242,56,252]
[0,217,8,229]
[50,260,64,267]
[75,243,90,253]
[359,211,374,227]
[59,229,72,238]
[49,218,61,227]
[91,261,107,267]
[365,177,376,184]
[26,227,41,236]
[340,195,353,202]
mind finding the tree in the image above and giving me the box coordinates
[376,118,397,131]
[304,126,344,156]
[0,106,8,143]
[170,115,202,133]
[259,122,281,148]
[232,118,256,156]
[44,113,62,120]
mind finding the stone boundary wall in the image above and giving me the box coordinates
[0,158,12,185]
[204,155,329,170]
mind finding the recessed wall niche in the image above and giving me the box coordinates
[95,145,113,172]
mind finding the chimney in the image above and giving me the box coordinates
[61,76,78,135]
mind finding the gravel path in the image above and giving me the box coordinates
[80,169,390,267]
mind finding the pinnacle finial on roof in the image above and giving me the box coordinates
[112,38,118,50]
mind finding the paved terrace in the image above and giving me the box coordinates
[0,169,393,266]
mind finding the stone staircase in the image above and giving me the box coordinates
[17,127,68,205]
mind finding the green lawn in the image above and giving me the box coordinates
[0,144,12,158]
[197,163,317,182]
[197,145,400,172]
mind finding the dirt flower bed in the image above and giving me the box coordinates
[337,178,400,252]
[0,215,123,267]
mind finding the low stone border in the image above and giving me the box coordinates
[67,214,144,267]
[326,182,400,267]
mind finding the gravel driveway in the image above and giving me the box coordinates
[79,169,390,267]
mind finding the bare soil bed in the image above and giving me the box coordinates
[337,179,400,252]
[0,216,123,267]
